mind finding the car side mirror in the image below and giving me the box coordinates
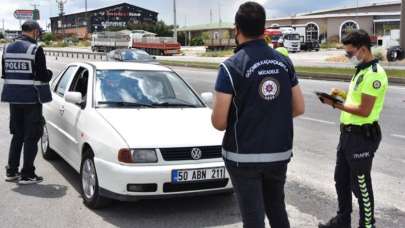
[153,56,157,60]
[201,92,213,104]
[65,92,83,105]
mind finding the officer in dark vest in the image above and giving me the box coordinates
[211,2,305,228]
[2,20,52,184]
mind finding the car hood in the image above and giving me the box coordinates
[96,108,224,148]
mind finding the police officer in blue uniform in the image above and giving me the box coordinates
[211,2,305,228]
[2,20,53,184]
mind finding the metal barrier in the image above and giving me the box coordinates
[1,46,106,61]
[44,50,106,61]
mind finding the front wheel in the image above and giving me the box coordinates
[80,155,111,209]
[41,125,58,160]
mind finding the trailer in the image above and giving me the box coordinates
[91,30,181,56]
[132,36,181,56]
[91,31,131,52]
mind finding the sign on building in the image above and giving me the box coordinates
[14,10,34,20]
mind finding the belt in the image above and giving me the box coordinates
[340,122,379,134]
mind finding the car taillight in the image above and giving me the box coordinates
[118,149,133,163]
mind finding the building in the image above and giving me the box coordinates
[266,1,401,43]
[50,3,158,39]
[178,22,235,47]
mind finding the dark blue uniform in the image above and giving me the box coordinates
[1,35,52,178]
[215,39,298,228]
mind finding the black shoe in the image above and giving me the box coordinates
[5,172,20,182]
[18,175,43,185]
[319,216,351,228]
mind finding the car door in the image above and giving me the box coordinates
[45,65,79,163]
[61,65,91,167]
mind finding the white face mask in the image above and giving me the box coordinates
[347,49,363,66]
[349,56,362,66]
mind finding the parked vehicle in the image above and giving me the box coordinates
[106,48,159,64]
[387,46,404,62]
[300,39,320,52]
[41,61,232,209]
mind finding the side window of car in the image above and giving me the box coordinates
[69,67,90,107]
[55,66,78,97]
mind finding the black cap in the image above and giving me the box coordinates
[21,20,41,32]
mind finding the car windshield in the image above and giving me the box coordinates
[121,50,154,61]
[95,70,204,108]
[285,34,300,40]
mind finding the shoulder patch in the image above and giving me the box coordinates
[373,80,381,89]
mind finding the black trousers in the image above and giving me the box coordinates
[226,162,290,228]
[335,130,381,228]
[7,104,44,177]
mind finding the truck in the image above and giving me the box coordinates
[91,30,181,56]
[265,27,301,52]
[91,31,131,52]
[294,26,320,52]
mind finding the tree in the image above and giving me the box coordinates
[0,32,4,39]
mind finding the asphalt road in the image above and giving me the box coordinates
[0,56,404,228]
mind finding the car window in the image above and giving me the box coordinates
[69,67,90,107]
[95,70,203,108]
[121,50,154,61]
[55,66,78,97]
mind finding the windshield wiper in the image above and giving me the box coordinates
[97,101,154,108]
[151,102,198,108]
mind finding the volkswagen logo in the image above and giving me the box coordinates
[190,148,202,160]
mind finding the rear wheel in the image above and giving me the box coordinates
[80,152,112,209]
[41,125,58,160]
[387,49,399,62]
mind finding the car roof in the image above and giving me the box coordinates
[79,61,172,72]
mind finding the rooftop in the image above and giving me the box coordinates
[268,12,401,21]
[85,61,172,72]
[298,1,401,16]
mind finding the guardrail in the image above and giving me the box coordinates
[1,46,107,61]
[44,50,107,61]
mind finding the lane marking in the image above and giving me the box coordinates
[391,134,405,140]
[299,117,336,125]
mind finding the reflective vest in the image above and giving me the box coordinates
[1,39,52,104]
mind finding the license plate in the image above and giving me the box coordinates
[172,167,226,183]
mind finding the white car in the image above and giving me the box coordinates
[41,61,232,208]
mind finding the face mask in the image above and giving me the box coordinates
[349,55,362,66]
[348,49,363,66]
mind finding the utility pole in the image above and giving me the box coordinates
[400,0,405,49]
[210,9,213,24]
[85,0,88,38]
[218,0,222,25]
[173,0,177,41]
[56,0,67,38]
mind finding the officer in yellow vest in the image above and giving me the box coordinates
[318,30,387,228]
[275,38,289,57]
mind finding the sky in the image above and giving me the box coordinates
[0,0,398,30]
